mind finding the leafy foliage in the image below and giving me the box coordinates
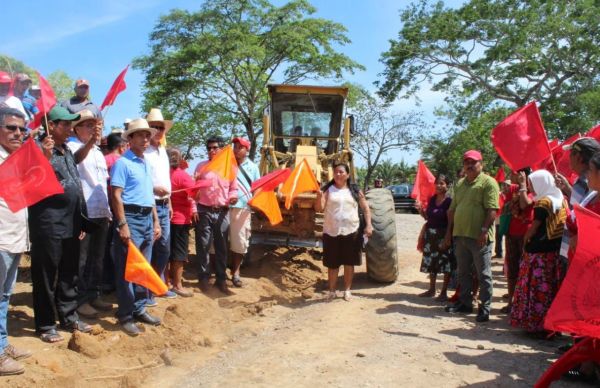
[346,82,423,190]
[134,0,363,159]
[46,70,75,102]
[378,0,600,139]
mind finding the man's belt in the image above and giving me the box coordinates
[155,198,169,206]
[123,204,153,215]
[198,204,229,212]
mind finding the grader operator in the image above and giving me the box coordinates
[252,84,398,282]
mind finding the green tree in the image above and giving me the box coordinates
[421,108,510,177]
[346,83,423,190]
[0,55,35,79]
[378,0,600,139]
[134,0,363,159]
[47,70,75,102]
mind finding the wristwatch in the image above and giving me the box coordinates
[117,219,127,228]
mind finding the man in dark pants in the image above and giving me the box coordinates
[110,118,162,336]
[193,136,238,295]
[29,106,92,343]
[443,150,499,323]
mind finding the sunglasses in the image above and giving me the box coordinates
[150,125,166,131]
[2,125,27,132]
[207,146,220,151]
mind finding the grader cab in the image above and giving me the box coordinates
[252,84,398,282]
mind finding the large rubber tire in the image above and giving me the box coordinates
[365,188,398,283]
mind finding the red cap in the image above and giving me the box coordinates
[463,150,482,161]
[75,79,90,87]
[232,137,250,150]
[0,72,12,84]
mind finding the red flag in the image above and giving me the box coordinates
[494,168,506,183]
[544,205,600,336]
[535,337,600,388]
[29,72,57,129]
[410,160,436,208]
[491,102,552,171]
[586,124,600,142]
[100,65,129,110]
[251,168,291,192]
[0,138,64,212]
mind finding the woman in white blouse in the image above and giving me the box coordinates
[316,162,372,301]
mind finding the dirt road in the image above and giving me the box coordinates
[6,213,575,387]
[160,214,574,387]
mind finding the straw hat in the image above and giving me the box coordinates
[122,118,156,139]
[145,108,173,132]
[72,109,96,128]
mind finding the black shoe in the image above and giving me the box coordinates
[444,303,473,314]
[134,312,161,326]
[476,311,490,322]
[216,282,234,296]
[121,320,141,336]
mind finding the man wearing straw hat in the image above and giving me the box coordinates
[110,118,162,336]
[67,110,113,318]
[144,108,176,302]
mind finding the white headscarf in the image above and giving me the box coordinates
[529,170,564,212]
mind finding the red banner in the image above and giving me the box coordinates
[491,102,551,171]
[0,138,64,212]
[411,160,436,208]
[100,65,129,110]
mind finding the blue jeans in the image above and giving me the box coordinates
[112,210,153,322]
[151,203,171,284]
[0,250,20,352]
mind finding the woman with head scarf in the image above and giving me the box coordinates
[509,170,567,335]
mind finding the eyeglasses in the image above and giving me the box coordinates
[150,125,166,131]
[207,146,220,151]
[2,125,27,132]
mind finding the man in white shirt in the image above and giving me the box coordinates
[144,108,174,301]
[67,110,113,317]
[0,107,32,375]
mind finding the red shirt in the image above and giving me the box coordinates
[170,167,196,225]
[507,184,535,236]
[105,153,121,176]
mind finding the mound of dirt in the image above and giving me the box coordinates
[5,245,327,387]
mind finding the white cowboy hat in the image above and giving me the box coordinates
[72,109,97,128]
[145,108,173,132]
[122,118,156,140]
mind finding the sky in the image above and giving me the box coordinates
[1,0,463,167]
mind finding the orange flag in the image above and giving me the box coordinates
[249,189,283,225]
[280,158,319,209]
[124,241,168,295]
[198,145,237,181]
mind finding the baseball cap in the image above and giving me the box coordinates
[0,72,12,84]
[563,137,600,158]
[463,150,482,161]
[75,79,90,88]
[232,137,251,149]
[15,73,31,83]
[48,106,80,122]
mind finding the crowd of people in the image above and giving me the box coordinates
[0,73,375,377]
[0,73,273,375]
[416,139,600,382]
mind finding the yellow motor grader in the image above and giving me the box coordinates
[252,84,398,282]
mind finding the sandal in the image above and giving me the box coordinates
[39,329,64,343]
[232,277,243,288]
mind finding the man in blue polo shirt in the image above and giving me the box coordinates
[110,118,162,336]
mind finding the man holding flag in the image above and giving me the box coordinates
[110,118,162,336]
[193,136,238,295]
[0,107,32,375]
[229,137,260,287]
[444,150,499,323]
